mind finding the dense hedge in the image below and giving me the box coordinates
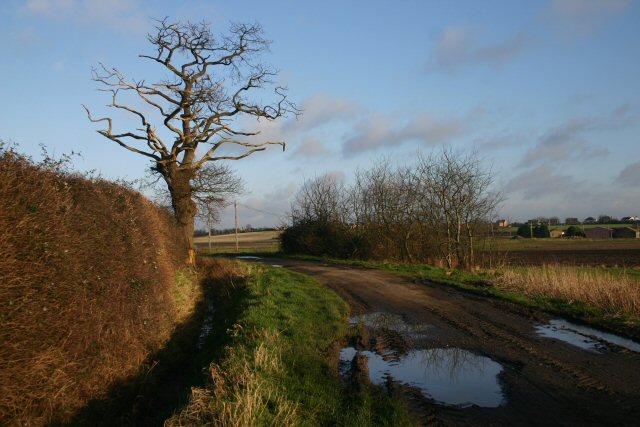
[0,149,187,425]
[280,220,370,259]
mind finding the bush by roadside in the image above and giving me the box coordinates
[0,147,188,425]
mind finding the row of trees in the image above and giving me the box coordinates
[281,150,501,269]
[515,224,587,238]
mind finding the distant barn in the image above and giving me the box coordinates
[584,227,614,239]
[613,227,640,239]
[495,219,509,228]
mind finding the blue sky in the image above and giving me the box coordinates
[2,0,639,228]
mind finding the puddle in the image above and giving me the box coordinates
[196,301,216,350]
[536,319,640,353]
[350,312,434,339]
[271,264,283,268]
[340,346,504,408]
[235,256,262,260]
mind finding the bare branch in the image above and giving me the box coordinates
[83,105,160,160]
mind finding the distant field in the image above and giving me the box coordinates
[489,237,640,251]
[485,237,640,267]
[194,229,640,265]
[194,230,281,252]
[501,223,637,233]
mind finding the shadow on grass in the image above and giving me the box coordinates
[65,269,248,427]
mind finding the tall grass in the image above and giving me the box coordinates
[495,265,640,319]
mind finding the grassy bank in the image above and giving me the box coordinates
[168,258,415,426]
[290,256,640,339]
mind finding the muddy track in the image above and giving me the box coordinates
[258,258,640,426]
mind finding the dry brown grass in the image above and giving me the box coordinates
[0,150,187,425]
[495,265,640,318]
[166,329,298,427]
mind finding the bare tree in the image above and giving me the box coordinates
[84,19,297,264]
[416,148,500,268]
[290,174,347,225]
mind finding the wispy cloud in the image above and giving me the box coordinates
[428,26,527,71]
[474,131,526,150]
[615,161,640,186]
[219,182,297,228]
[342,112,465,157]
[288,93,365,133]
[293,137,330,159]
[234,93,366,159]
[547,0,630,37]
[518,118,609,166]
[504,165,584,199]
[518,105,640,167]
[24,0,147,33]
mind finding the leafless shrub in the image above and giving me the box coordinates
[282,149,501,267]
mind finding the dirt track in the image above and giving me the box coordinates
[261,258,640,426]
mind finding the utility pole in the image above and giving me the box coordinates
[234,200,239,252]
[207,210,212,251]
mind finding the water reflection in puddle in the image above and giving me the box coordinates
[340,346,504,408]
[536,319,640,353]
[350,312,433,339]
[235,256,262,260]
[196,302,216,350]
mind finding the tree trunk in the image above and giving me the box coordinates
[164,166,197,266]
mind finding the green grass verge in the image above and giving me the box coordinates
[168,261,416,426]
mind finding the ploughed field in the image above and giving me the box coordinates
[487,239,640,266]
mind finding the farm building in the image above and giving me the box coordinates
[613,227,640,239]
[495,219,509,228]
[549,229,564,238]
[584,227,614,239]
[565,217,579,225]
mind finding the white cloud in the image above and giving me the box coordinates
[428,26,527,71]
[548,0,630,37]
[24,0,147,33]
[233,93,367,159]
[342,112,465,157]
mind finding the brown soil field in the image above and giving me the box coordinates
[486,239,640,266]
[249,257,640,426]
